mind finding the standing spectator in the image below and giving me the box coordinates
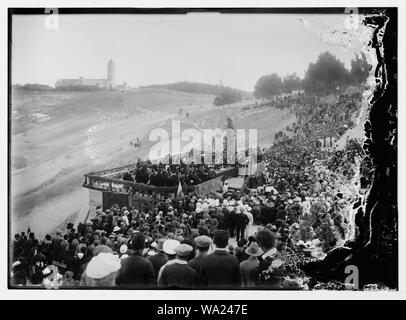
[159,244,197,289]
[240,242,262,288]
[117,232,155,288]
[228,207,237,238]
[188,235,212,276]
[234,239,248,263]
[222,181,229,194]
[157,239,181,283]
[255,228,284,289]
[50,229,63,262]
[80,249,121,287]
[244,207,254,238]
[146,238,168,282]
[12,234,23,262]
[23,232,36,262]
[235,208,249,242]
[199,230,241,289]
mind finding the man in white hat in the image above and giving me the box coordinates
[81,253,121,287]
[156,239,180,283]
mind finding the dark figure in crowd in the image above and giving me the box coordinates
[235,210,249,242]
[188,235,212,277]
[228,208,237,238]
[13,234,23,262]
[50,229,63,262]
[117,232,155,288]
[146,238,168,282]
[255,229,283,289]
[199,230,242,289]
[122,171,133,182]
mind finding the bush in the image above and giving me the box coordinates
[213,88,242,106]
[254,73,283,98]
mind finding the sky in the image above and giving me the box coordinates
[11,13,368,92]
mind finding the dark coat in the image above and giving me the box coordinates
[159,262,198,289]
[50,235,63,261]
[235,213,249,228]
[199,250,242,289]
[147,252,168,280]
[188,255,205,276]
[117,254,156,288]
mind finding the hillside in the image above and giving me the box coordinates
[11,88,295,237]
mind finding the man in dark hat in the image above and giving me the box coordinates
[117,232,155,288]
[158,244,197,289]
[199,230,241,289]
[188,235,212,276]
[146,238,168,283]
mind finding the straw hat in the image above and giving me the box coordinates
[245,242,263,257]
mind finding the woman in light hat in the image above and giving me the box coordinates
[240,242,263,288]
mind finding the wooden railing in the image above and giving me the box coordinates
[83,166,238,195]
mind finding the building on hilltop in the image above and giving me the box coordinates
[55,59,116,90]
[107,59,115,88]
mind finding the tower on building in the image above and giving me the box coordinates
[107,59,116,88]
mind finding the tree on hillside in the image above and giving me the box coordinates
[283,73,302,93]
[213,87,242,106]
[302,52,351,96]
[254,73,284,98]
[350,52,370,85]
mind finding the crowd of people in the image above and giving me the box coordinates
[10,201,285,289]
[11,91,370,289]
[122,161,220,187]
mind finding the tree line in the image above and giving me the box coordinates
[253,51,370,98]
[141,81,246,97]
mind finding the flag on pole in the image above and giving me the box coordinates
[177,180,184,199]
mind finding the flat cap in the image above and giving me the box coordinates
[194,235,213,248]
[174,244,193,257]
